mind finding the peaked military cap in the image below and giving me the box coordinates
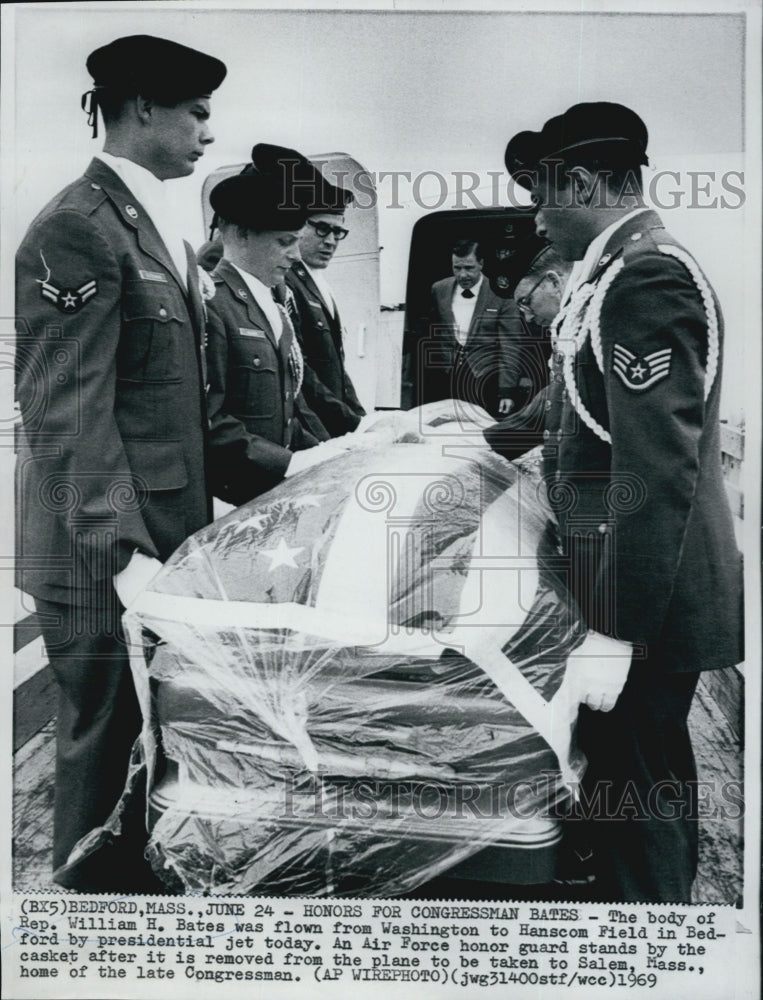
[505,102,649,190]
[82,35,226,136]
[251,143,354,215]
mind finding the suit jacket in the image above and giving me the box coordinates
[206,259,317,505]
[540,210,742,673]
[429,277,524,401]
[15,158,211,606]
[285,262,365,437]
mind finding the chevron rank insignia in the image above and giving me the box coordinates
[612,344,672,391]
[39,277,98,314]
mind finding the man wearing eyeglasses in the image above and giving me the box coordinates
[484,248,572,459]
[286,192,366,438]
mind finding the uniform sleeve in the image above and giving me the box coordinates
[15,210,158,577]
[483,387,548,460]
[205,301,292,505]
[495,297,524,395]
[591,252,711,644]
[298,359,364,437]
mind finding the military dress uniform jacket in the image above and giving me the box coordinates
[538,210,742,673]
[428,277,525,408]
[285,262,366,437]
[15,158,211,607]
[206,259,318,505]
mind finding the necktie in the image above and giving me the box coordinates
[461,288,475,299]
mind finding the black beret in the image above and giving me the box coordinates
[251,143,354,215]
[210,172,310,232]
[505,102,649,190]
[86,35,227,102]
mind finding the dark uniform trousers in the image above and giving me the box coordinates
[496,211,743,902]
[15,158,211,888]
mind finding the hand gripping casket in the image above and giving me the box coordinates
[124,406,588,895]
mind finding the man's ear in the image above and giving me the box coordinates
[567,165,598,206]
[135,95,155,125]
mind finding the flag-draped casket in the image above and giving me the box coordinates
[121,403,588,895]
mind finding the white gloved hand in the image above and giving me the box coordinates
[568,631,633,712]
[113,551,163,609]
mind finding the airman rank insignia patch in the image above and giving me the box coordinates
[612,344,672,391]
[40,277,98,313]
[36,251,97,313]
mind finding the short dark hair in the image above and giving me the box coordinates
[97,87,184,128]
[520,246,571,284]
[452,239,482,260]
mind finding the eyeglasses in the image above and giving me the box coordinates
[306,219,349,241]
[515,274,547,315]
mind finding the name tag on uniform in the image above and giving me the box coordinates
[138,270,168,282]
[239,327,266,339]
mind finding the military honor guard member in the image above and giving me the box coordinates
[283,170,366,439]
[424,240,526,419]
[205,153,326,506]
[503,102,743,902]
[14,35,226,889]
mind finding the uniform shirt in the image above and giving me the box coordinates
[451,276,483,345]
[96,151,189,287]
[229,262,283,342]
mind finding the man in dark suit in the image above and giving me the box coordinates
[483,247,572,460]
[503,102,743,902]
[423,240,525,418]
[14,35,226,890]
[284,175,366,438]
[205,156,323,505]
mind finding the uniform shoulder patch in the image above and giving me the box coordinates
[612,343,672,391]
[36,251,97,313]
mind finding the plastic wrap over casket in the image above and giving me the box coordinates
[125,402,588,896]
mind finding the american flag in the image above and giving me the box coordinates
[126,404,588,895]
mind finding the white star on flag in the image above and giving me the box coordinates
[259,537,303,571]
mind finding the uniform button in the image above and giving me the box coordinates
[598,523,608,534]
[545,399,552,410]
[317,321,324,328]
[557,429,563,441]
[543,429,550,441]
[158,307,167,318]
[253,357,261,367]
[630,232,642,241]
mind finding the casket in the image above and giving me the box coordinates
[124,403,588,896]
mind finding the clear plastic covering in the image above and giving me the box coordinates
[120,402,588,896]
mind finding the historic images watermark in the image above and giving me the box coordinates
[275,160,746,212]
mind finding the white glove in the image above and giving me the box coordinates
[568,631,633,712]
[113,551,163,609]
